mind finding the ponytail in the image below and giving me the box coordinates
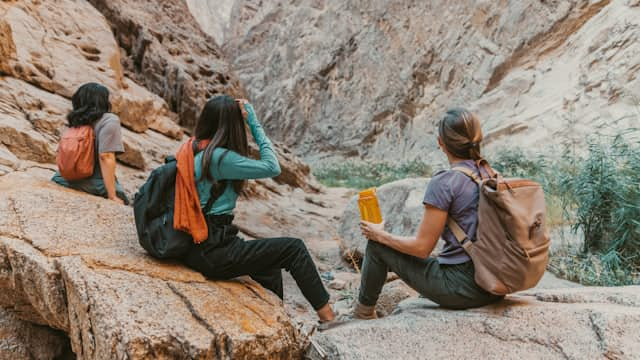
[438,108,483,160]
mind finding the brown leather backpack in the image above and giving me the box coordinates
[448,161,550,295]
[56,125,95,181]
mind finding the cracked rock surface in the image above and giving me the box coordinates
[0,172,302,359]
[311,287,640,360]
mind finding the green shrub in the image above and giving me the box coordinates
[313,159,432,189]
[558,133,640,270]
[549,250,638,286]
[490,148,547,182]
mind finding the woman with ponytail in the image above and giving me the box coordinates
[353,108,503,318]
[52,83,128,204]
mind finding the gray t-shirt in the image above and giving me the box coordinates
[92,113,124,177]
[423,160,487,265]
[94,113,125,154]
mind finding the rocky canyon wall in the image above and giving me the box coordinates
[0,0,324,357]
[186,0,236,45]
[218,0,640,164]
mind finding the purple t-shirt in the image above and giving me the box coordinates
[423,160,486,265]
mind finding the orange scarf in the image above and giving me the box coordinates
[174,137,210,244]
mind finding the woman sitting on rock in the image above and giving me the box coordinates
[355,108,503,318]
[174,95,335,324]
[52,83,128,204]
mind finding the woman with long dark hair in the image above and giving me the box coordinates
[174,95,335,323]
[52,82,128,204]
[354,108,503,319]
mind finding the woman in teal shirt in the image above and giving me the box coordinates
[183,96,336,323]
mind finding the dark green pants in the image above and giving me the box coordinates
[359,240,503,310]
[51,172,129,205]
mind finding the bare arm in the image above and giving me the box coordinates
[98,152,123,204]
[360,204,447,258]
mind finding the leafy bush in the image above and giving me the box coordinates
[549,250,638,286]
[313,159,432,189]
[490,148,547,182]
[558,134,640,271]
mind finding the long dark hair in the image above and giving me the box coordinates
[195,95,248,195]
[67,83,111,127]
[438,108,483,160]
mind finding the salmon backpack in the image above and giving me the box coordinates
[448,160,550,295]
[57,125,95,181]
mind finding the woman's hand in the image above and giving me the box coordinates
[109,196,125,205]
[235,98,249,119]
[360,220,386,243]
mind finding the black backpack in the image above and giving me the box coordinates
[134,142,217,259]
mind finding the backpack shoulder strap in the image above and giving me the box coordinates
[193,140,227,214]
[448,166,480,251]
[451,166,482,185]
[447,218,473,251]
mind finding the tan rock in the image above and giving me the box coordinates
[0,108,56,164]
[110,79,152,133]
[119,128,181,170]
[111,78,184,138]
[88,0,244,129]
[0,0,186,135]
[0,165,12,176]
[0,172,302,359]
[0,77,70,138]
[0,308,71,360]
[0,144,18,169]
[0,77,68,163]
[311,287,640,359]
[376,279,419,317]
[0,0,125,96]
[148,114,185,140]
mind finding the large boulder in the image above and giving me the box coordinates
[224,0,640,164]
[310,286,640,359]
[0,76,68,164]
[0,308,72,360]
[338,178,431,259]
[0,0,183,138]
[0,172,302,359]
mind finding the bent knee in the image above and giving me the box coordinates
[283,237,311,256]
[288,237,306,249]
[366,239,388,253]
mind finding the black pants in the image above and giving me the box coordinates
[184,232,330,311]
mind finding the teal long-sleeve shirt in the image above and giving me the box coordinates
[194,104,281,215]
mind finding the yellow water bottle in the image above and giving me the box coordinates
[358,188,383,224]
